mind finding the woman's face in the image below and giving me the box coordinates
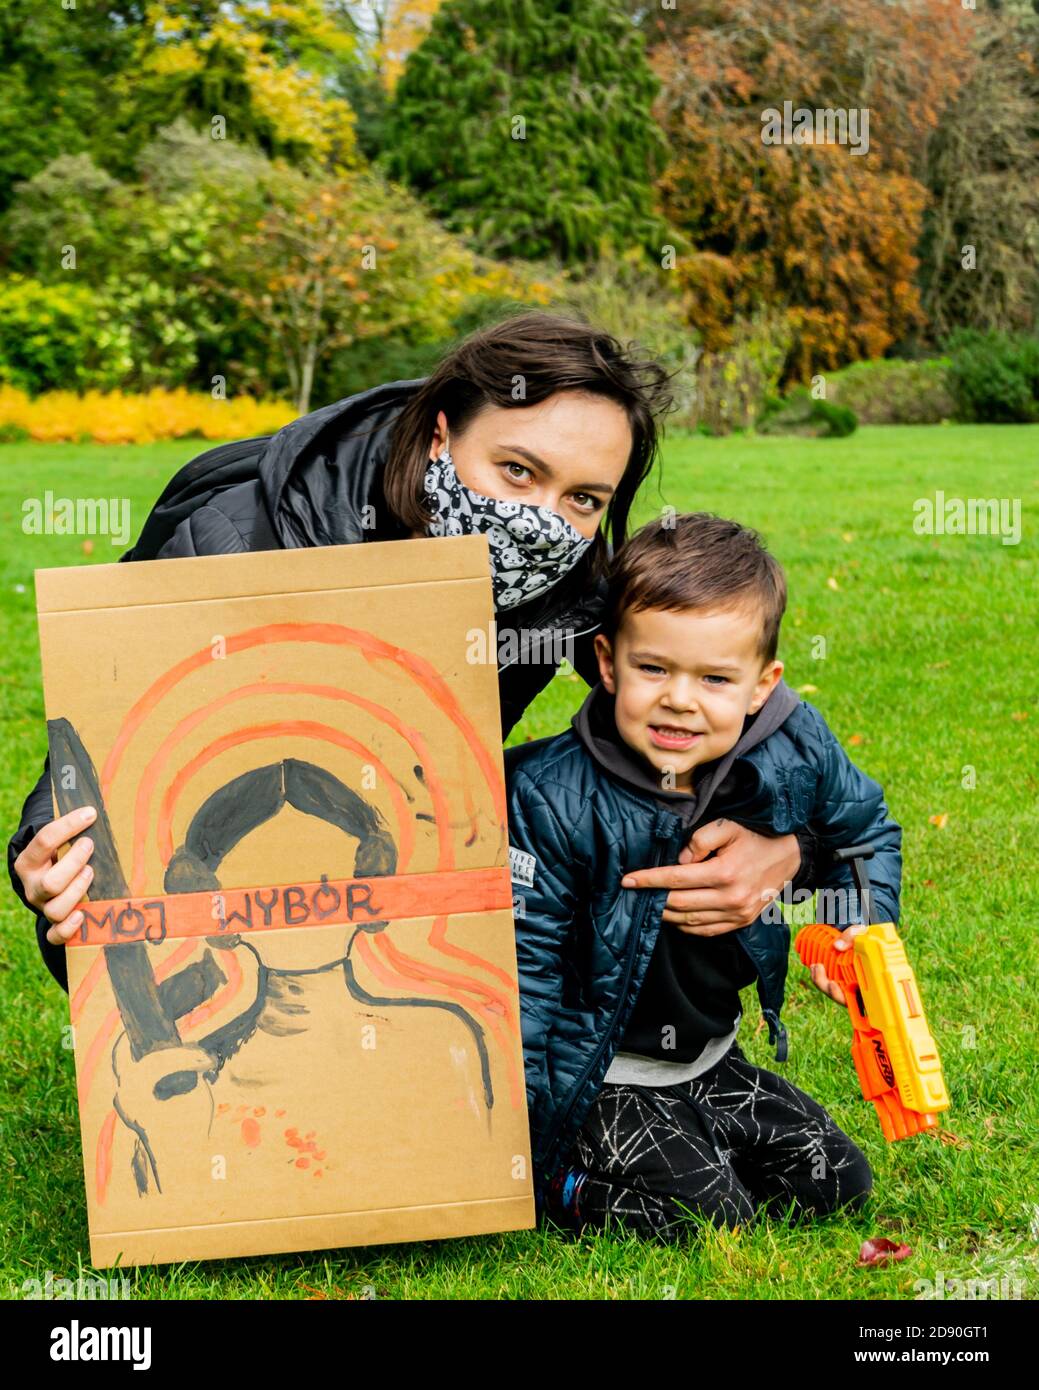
[428,390,633,539]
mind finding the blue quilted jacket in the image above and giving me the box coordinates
[505,690,902,1197]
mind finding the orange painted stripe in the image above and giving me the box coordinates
[153,720,415,891]
[374,930,525,1110]
[127,681,455,896]
[67,866,512,948]
[100,622,505,827]
[95,1108,116,1207]
[70,950,107,1025]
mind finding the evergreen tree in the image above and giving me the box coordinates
[0,1,145,212]
[380,0,669,262]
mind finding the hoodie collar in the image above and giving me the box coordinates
[256,376,609,631]
[571,678,801,824]
[258,378,425,548]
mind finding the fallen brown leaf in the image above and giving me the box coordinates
[935,1129,969,1148]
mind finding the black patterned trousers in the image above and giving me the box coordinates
[567,1042,873,1241]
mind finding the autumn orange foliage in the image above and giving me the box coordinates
[650,0,977,378]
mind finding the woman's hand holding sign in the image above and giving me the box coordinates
[14,805,98,947]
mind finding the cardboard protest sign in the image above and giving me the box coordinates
[34,535,534,1267]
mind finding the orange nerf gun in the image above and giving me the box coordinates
[794,844,950,1142]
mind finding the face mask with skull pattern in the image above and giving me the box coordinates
[422,442,595,610]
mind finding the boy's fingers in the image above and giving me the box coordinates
[834,923,867,950]
[810,963,847,1006]
[17,807,97,871]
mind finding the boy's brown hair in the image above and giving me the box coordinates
[602,512,787,661]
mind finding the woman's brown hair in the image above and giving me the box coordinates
[380,309,676,581]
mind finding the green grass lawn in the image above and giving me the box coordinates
[1,425,1036,1300]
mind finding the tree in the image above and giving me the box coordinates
[647,0,976,378]
[0,1,144,211]
[1,155,120,279]
[0,2,362,215]
[380,0,671,262]
[918,9,1039,341]
[336,1,442,91]
[125,2,359,171]
[230,168,549,411]
[330,0,443,159]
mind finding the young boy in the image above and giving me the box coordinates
[505,512,901,1241]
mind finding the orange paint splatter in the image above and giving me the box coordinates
[285,1128,323,1164]
[241,1118,261,1148]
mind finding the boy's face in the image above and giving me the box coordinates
[594,603,783,792]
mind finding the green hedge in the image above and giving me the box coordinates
[944,329,1039,424]
[756,387,857,437]
[0,276,128,394]
[827,357,955,425]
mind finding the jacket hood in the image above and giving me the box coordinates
[255,375,608,634]
[258,377,425,548]
[571,677,801,827]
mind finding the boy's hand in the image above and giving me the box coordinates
[808,922,868,1005]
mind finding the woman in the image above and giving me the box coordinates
[8,310,809,993]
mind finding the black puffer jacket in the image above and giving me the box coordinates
[7,378,607,991]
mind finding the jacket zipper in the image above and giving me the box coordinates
[538,810,681,1173]
[729,911,789,1062]
[682,804,789,1062]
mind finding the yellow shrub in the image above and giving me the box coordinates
[0,386,296,444]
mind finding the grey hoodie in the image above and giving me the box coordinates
[571,678,801,1085]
